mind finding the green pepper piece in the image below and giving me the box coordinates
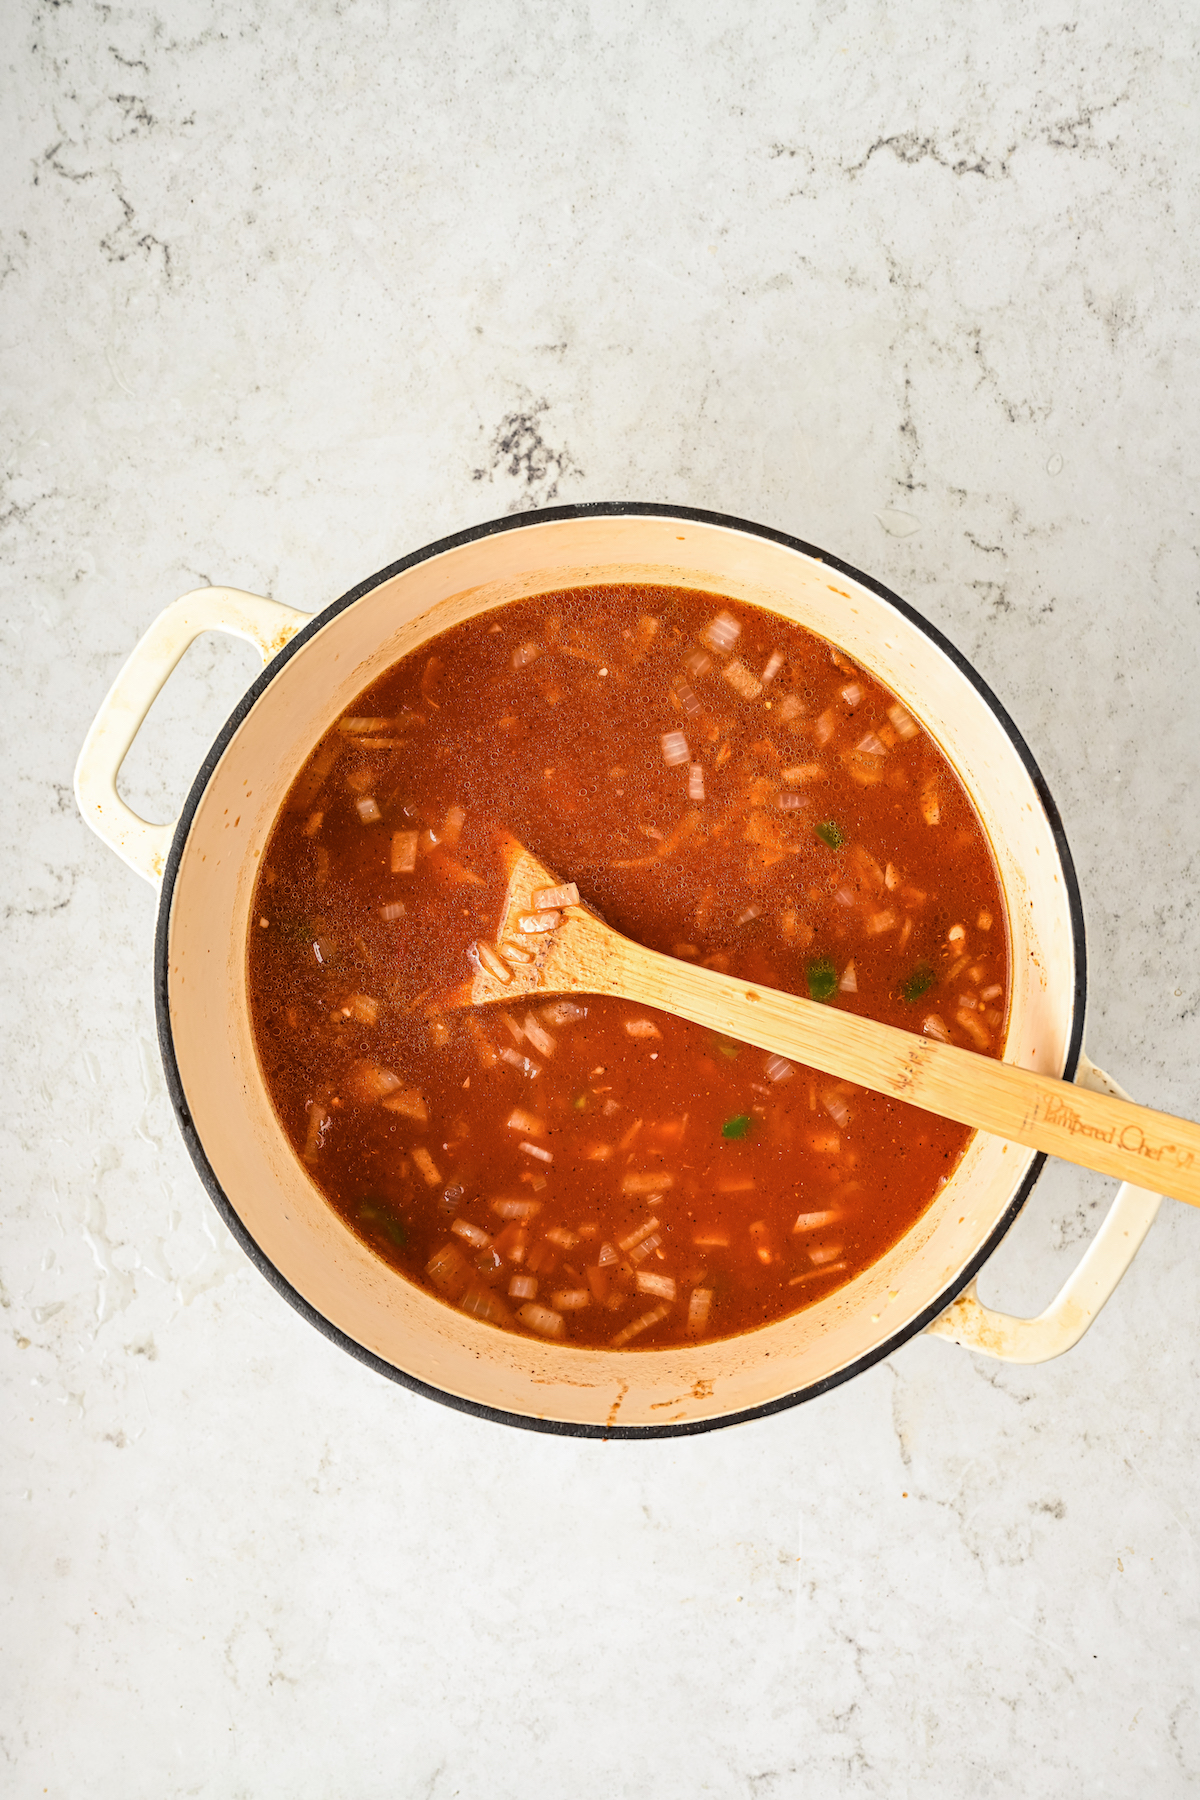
[806,957,838,1001]
[814,820,845,849]
[722,1113,753,1140]
[901,966,936,1003]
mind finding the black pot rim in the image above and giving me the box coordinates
[153,501,1087,1440]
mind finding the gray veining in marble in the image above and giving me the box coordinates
[3,2,1200,1794]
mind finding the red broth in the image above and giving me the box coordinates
[248,586,1009,1348]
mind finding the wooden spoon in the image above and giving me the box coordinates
[437,836,1200,1209]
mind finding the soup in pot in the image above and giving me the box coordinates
[247,586,1009,1348]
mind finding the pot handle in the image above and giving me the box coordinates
[74,586,311,887]
[925,1050,1164,1363]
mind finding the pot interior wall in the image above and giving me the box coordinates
[165,514,1075,1429]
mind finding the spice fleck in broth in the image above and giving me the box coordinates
[248,587,1009,1348]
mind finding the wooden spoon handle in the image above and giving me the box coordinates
[586,925,1200,1208]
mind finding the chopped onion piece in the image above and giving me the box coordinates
[472,1238,502,1276]
[723,658,763,701]
[597,1241,619,1268]
[522,1014,557,1057]
[345,1061,402,1104]
[508,1274,538,1300]
[981,983,1003,1002]
[814,709,836,746]
[809,1242,844,1267]
[956,1009,991,1049]
[340,716,401,735]
[624,1018,662,1040]
[617,1217,661,1252]
[761,650,784,684]
[687,1288,713,1330]
[687,763,706,802]
[379,901,406,922]
[391,830,419,874]
[302,809,324,837]
[920,779,941,825]
[585,1142,614,1161]
[506,1107,544,1136]
[685,649,712,678]
[866,909,896,935]
[356,796,382,823]
[922,1014,950,1042]
[977,910,994,931]
[520,1141,553,1163]
[764,1054,794,1084]
[851,846,885,890]
[426,1242,470,1298]
[512,641,541,669]
[532,882,580,910]
[545,1227,580,1249]
[749,1221,774,1265]
[839,961,858,994]
[381,1087,428,1122]
[499,1046,541,1078]
[437,804,465,849]
[629,1232,663,1264]
[662,730,690,767]
[466,1018,499,1067]
[702,611,740,654]
[610,1304,669,1347]
[777,792,806,810]
[541,1000,587,1025]
[499,942,533,964]
[840,682,863,707]
[693,1228,730,1248]
[676,681,702,717]
[473,941,513,983]
[788,1262,848,1286]
[517,910,561,933]
[412,1146,442,1186]
[822,1084,852,1128]
[887,701,919,740]
[302,1102,329,1164]
[622,1171,671,1196]
[776,693,804,723]
[517,1301,565,1339]
[948,923,966,944]
[451,1219,492,1249]
[792,1209,841,1233]
[636,1272,676,1300]
[551,1289,591,1311]
[341,992,379,1025]
[491,1197,543,1221]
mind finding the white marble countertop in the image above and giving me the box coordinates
[5,3,1200,1793]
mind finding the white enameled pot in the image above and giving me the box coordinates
[75,506,1165,1436]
